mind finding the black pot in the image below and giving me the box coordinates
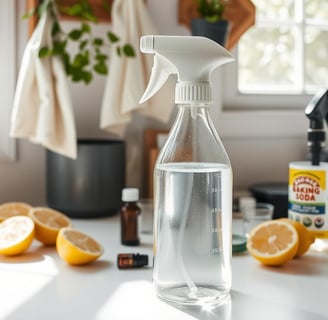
[46,139,125,218]
[191,19,229,46]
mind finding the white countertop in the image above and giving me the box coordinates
[1,215,327,320]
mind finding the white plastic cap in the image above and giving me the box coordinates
[239,197,256,212]
[122,188,139,202]
[175,82,212,104]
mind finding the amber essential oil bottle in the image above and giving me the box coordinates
[117,253,148,269]
[120,188,140,246]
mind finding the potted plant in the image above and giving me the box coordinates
[191,0,230,46]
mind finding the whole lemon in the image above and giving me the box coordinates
[280,218,315,257]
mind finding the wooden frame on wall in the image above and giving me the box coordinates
[27,0,113,36]
[178,0,256,50]
[28,0,255,49]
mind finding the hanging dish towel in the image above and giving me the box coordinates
[10,7,77,159]
[100,0,175,136]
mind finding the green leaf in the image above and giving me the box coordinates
[79,40,88,51]
[196,0,225,21]
[69,65,93,84]
[93,38,103,46]
[107,32,120,43]
[205,15,220,22]
[81,23,91,34]
[123,44,135,57]
[51,21,61,37]
[81,12,97,22]
[22,8,37,20]
[69,67,84,82]
[69,29,83,41]
[53,40,66,55]
[38,47,52,58]
[116,46,122,56]
[60,3,83,17]
[82,71,93,84]
[95,53,108,62]
[72,54,87,68]
[94,62,108,75]
[62,53,71,73]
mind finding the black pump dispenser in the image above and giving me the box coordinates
[305,89,328,165]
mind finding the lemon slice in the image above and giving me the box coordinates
[29,207,71,245]
[0,216,35,256]
[247,220,299,266]
[0,202,32,222]
[56,228,104,265]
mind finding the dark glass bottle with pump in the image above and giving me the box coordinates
[120,188,140,246]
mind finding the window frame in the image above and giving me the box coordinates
[215,64,308,141]
[222,47,314,111]
[0,0,17,162]
[222,0,327,113]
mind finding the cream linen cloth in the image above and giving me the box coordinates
[10,8,77,159]
[100,0,175,136]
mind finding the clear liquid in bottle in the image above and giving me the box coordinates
[153,162,232,305]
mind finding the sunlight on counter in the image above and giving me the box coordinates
[96,280,195,320]
[0,255,58,319]
[96,280,232,320]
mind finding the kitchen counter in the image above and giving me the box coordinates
[0,215,327,320]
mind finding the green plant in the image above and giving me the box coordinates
[194,0,229,23]
[25,0,135,84]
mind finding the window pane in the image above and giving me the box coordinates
[238,27,295,91]
[305,0,328,20]
[235,0,326,96]
[305,28,328,88]
[252,0,294,20]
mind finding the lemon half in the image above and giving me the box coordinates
[0,202,32,222]
[0,216,35,256]
[29,207,71,245]
[247,220,299,266]
[56,228,103,265]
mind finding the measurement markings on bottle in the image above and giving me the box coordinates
[212,247,222,254]
[210,208,222,214]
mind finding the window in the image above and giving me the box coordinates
[223,0,328,110]
[0,0,16,161]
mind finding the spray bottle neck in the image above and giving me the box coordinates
[175,82,212,105]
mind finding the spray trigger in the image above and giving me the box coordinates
[140,54,177,104]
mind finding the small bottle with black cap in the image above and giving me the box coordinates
[120,188,141,246]
[117,253,149,269]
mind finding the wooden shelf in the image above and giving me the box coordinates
[178,0,256,49]
[27,0,113,36]
[28,0,255,48]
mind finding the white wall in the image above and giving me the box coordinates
[0,0,308,205]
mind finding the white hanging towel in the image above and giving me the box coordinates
[10,8,77,159]
[100,0,175,136]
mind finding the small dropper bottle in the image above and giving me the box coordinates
[120,188,140,246]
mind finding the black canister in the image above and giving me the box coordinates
[46,139,125,218]
[190,19,230,47]
[249,182,288,219]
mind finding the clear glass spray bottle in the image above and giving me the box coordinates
[140,36,234,305]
